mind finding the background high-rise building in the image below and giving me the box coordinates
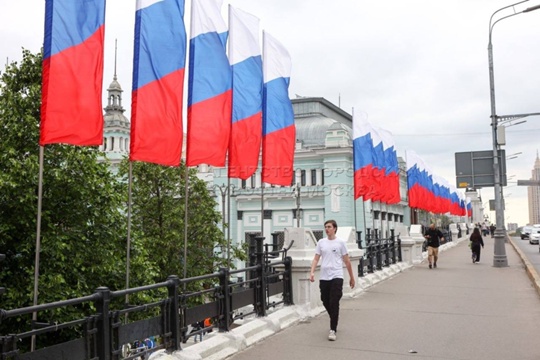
[527,153,540,225]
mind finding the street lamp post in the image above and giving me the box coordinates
[213,183,235,269]
[488,1,540,267]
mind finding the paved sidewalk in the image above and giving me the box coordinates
[228,237,540,360]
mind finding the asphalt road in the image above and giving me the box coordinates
[510,235,540,276]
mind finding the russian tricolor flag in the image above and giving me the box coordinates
[130,0,186,166]
[227,6,263,180]
[466,197,472,217]
[378,128,400,204]
[353,113,375,200]
[186,0,232,167]
[40,0,106,146]
[261,32,295,186]
[370,126,386,202]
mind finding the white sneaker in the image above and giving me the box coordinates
[328,330,336,341]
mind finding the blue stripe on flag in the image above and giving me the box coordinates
[133,0,186,90]
[44,0,105,59]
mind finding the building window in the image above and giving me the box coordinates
[237,211,243,220]
[374,211,380,220]
[103,138,108,151]
[241,179,247,189]
[110,137,115,151]
[321,169,325,185]
[263,210,272,219]
[311,169,317,185]
[300,170,306,186]
[381,212,386,221]
[250,175,256,189]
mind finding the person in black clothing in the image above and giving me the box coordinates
[424,223,444,269]
[470,227,485,263]
[489,224,496,238]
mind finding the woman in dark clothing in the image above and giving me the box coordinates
[470,227,484,263]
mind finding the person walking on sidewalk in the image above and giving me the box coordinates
[424,223,444,269]
[469,227,485,263]
[309,220,355,341]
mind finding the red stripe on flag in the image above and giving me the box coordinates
[228,112,262,180]
[186,89,232,167]
[262,125,295,186]
[40,27,105,146]
[130,69,185,167]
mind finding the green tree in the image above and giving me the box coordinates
[118,160,246,294]
[0,50,127,338]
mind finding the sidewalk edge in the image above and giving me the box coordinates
[507,236,540,297]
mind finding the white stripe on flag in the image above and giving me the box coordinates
[137,0,164,10]
[191,0,227,39]
[229,6,260,65]
[263,32,291,83]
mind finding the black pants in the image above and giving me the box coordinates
[472,244,481,261]
[319,278,343,332]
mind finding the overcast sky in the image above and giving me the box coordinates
[2,0,540,227]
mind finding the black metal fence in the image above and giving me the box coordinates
[356,229,402,277]
[0,237,293,360]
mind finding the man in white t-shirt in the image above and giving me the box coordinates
[309,220,355,341]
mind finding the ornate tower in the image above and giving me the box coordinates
[99,40,130,174]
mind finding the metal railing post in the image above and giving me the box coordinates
[166,275,181,351]
[255,236,266,317]
[218,267,231,332]
[283,256,294,305]
[95,287,111,360]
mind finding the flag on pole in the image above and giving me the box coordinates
[186,0,232,167]
[130,0,186,166]
[369,126,386,202]
[261,32,295,186]
[353,113,375,200]
[40,0,106,146]
[378,128,400,204]
[227,6,263,180]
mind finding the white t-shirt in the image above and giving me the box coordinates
[315,237,348,280]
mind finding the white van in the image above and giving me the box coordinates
[522,226,533,240]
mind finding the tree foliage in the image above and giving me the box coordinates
[118,160,247,295]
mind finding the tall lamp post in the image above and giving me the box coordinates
[213,183,235,269]
[488,0,540,267]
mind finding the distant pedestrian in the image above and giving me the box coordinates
[310,220,355,341]
[470,227,484,263]
[489,224,496,238]
[481,223,489,237]
[424,223,445,269]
